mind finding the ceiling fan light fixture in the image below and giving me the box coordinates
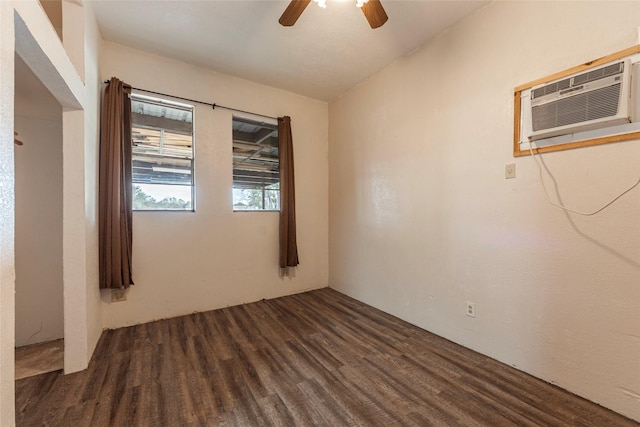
[279,0,387,28]
[313,0,369,9]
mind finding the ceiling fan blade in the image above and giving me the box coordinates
[279,0,312,26]
[361,0,388,29]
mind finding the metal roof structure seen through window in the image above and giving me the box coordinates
[232,117,279,190]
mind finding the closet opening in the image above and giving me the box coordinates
[13,53,64,379]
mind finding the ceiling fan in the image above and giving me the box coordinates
[279,0,388,29]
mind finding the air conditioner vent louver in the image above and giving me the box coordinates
[531,62,624,100]
[525,59,632,141]
[574,62,623,86]
[532,87,545,99]
[532,83,621,132]
[532,78,570,99]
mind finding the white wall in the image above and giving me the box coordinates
[14,114,63,347]
[82,0,103,370]
[0,3,18,424]
[100,42,329,328]
[1,1,103,423]
[329,1,640,422]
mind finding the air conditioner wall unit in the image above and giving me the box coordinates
[526,59,635,141]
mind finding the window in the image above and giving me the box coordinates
[232,116,280,211]
[131,95,194,211]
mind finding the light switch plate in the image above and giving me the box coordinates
[505,163,516,179]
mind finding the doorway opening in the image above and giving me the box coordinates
[13,53,64,379]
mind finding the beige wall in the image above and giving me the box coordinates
[82,0,103,370]
[1,1,103,422]
[0,3,17,423]
[39,0,62,40]
[329,1,640,421]
[100,42,329,328]
[14,115,63,347]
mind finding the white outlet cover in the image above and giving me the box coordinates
[111,289,127,302]
[466,302,476,317]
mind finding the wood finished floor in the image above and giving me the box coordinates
[15,339,63,380]
[15,288,638,426]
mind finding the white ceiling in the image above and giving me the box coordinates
[92,0,490,101]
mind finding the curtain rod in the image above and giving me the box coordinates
[103,80,278,121]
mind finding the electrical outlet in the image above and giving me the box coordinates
[466,302,476,318]
[505,163,516,179]
[111,289,127,302]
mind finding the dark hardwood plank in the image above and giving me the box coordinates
[15,288,639,426]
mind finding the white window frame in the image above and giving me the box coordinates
[131,94,195,212]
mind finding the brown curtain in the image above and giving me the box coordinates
[99,77,134,289]
[278,116,299,269]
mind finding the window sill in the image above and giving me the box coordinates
[133,209,195,213]
[233,210,280,213]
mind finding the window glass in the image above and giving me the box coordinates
[232,117,279,211]
[131,95,194,211]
